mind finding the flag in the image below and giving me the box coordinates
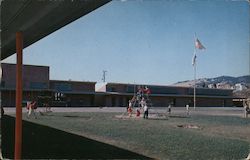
[192,54,197,66]
[195,38,205,50]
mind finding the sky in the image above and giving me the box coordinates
[2,0,250,85]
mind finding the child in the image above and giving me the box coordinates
[243,99,249,118]
[186,103,190,116]
[143,104,148,119]
[27,101,37,119]
[168,103,172,115]
[128,106,133,117]
[136,108,140,117]
[128,100,133,117]
[144,86,151,99]
[45,103,51,112]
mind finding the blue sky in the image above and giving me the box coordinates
[2,0,249,85]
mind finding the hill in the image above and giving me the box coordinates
[173,75,250,88]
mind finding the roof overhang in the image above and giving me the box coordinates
[1,0,110,60]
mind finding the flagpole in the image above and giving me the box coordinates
[192,33,205,110]
[193,33,197,110]
[193,55,196,110]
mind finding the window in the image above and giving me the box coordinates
[111,87,116,92]
[54,83,72,91]
[30,82,47,89]
[54,92,65,101]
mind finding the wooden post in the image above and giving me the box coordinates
[15,31,23,159]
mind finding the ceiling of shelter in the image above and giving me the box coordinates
[1,0,110,60]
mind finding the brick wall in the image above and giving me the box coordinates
[1,63,49,89]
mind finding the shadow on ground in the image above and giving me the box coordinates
[1,115,151,159]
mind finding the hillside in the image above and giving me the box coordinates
[173,75,250,87]
[173,75,250,98]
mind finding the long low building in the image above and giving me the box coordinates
[1,63,96,107]
[95,82,234,107]
[1,63,235,107]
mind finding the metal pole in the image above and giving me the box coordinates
[15,32,23,159]
[194,61,196,110]
[193,33,197,110]
[134,81,136,96]
[102,70,107,82]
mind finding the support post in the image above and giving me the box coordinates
[15,32,23,160]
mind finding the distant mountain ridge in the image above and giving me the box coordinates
[173,75,250,87]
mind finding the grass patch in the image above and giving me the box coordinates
[19,112,250,160]
[1,115,150,159]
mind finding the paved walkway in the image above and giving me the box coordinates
[3,106,246,117]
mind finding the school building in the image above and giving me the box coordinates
[95,82,234,107]
[1,63,235,107]
[1,63,95,107]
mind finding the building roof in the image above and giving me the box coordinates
[105,82,233,91]
[1,63,49,68]
[1,0,110,60]
[50,80,96,84]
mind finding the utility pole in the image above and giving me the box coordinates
[102,70,107,82]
